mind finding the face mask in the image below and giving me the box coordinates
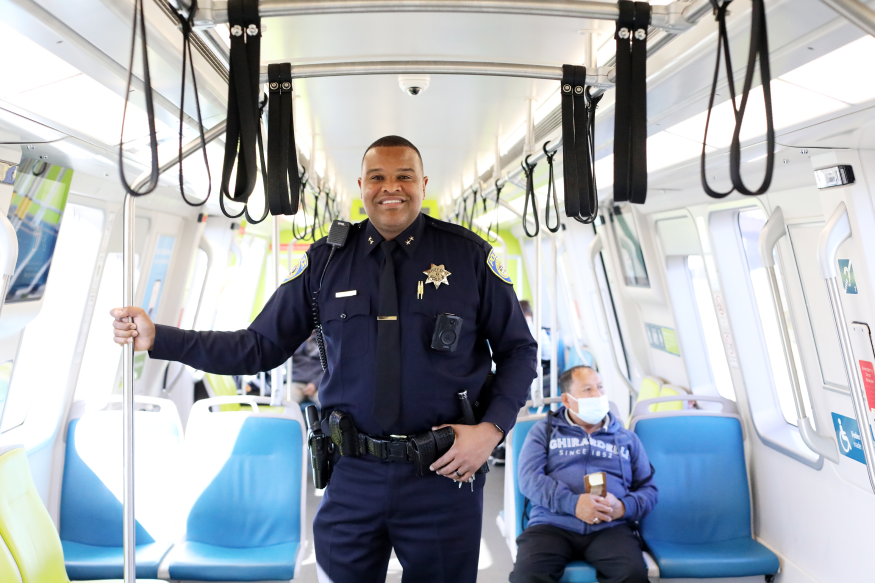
[570,394,609,425]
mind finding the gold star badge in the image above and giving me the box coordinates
[423,264,451,289]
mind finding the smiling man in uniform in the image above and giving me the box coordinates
[111,135,537,583]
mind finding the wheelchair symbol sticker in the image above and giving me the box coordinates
[838,259,858,294]
[832,412,867,465]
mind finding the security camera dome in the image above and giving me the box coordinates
[399,75,430,96]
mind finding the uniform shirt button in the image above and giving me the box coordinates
[340,313,346,319]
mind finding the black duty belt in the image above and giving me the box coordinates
[329,410,469,476]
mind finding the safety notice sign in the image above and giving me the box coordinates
[860,360,875,412]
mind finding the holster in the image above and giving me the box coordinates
[329,410,360,457]
[307,409,333,489]
[408,426,455,476]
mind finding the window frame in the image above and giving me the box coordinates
[709,203,823,469]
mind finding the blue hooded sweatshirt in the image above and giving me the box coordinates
[517,407,658,535]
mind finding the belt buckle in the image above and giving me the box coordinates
[387,435,408,463]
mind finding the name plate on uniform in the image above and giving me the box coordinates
[335,290,357,298]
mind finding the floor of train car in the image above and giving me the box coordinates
[299,464,513,582]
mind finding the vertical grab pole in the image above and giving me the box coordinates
[122,193,136,583]
[588,233,635,395]
[818,202,875,491]
[271,215,284,406]
[759,207,839,462]
[549,234,559,406]
[527,97,543,407]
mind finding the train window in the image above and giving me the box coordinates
[213,235,267,331]
[686,255,735,400]
[738,209,808,426]
[593,221,631,381]
[609,205,650,288]
[73,252,141,403]
[2,204,104,435]
[786,223,848,392]
[179,248,209,330]
[0,361,14,421]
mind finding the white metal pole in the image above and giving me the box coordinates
[271,215,284,406]
[550,235,558,403]
[122,192,135,583]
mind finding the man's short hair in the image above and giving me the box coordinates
[362,135,423,170]
[559,365,595,395]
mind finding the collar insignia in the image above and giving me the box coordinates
[423,264,451,289]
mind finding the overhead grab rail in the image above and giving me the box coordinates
[201,0,705,33]
[818,0,875,38]
[758,207,839,463]
[588,233,636,396]
[255,61,613,84]
[817,202,875,492]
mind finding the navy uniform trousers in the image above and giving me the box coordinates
[315,455,484,583]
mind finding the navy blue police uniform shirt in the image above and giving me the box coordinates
[150,213,538,436]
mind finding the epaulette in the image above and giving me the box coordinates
[424,215,491,252]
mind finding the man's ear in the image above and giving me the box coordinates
[561,392,572,411]
[358,177,363,196]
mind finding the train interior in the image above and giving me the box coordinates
[1,0,875,581]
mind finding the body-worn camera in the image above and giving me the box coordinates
[430,313,462,352]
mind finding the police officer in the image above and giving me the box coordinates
[111,135,537,583]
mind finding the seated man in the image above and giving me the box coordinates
[510,365,657,583]
[289,332,324,406]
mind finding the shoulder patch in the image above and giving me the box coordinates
[282,253,309,285]
[487,249,513,285]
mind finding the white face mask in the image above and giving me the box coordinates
[570,394,609,425]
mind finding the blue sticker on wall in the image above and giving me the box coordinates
[832,412,867,465]
[838,259,858,294]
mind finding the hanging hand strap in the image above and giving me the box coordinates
[544,141,560,233]
[522,157,540,238]
[220,0,261,213]
[244,95,271,224]
[267,63,302,215]
[119,0,160,196]
[486,180,502,243]
[728,0,774,195]
[560,65,599,223]
[613,1,650,204]
[171,0,210,206]
[701,0,735,199]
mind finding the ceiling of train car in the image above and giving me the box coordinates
[2,0,875,222]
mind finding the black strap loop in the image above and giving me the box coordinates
[521,157,540,238]
[220,0,261,214]
[701,0,774,198]
[560,64,599,223]
[119,0,160,197]
[613,1,650,205]
[543,141,560,233]
[170,1,211,206]
[243,95,271,224]
[267,63,302,215]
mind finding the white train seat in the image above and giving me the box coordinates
[163,396,307,582]
[59,397,183,580]
[630,395,781,579]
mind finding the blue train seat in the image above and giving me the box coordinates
[60,397,183,580]
[631,395,781,579]
[504,407,598,583]
[165,396,307,581]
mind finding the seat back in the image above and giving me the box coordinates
[181,397,307,549]
[636,376,662,412]
[510,418,541,539]
[655,384,690,412]
[60,397,184,547]
[0,445,70,583]
[204,374,243,411]
[0,534,23,583]
[632,398,751,545]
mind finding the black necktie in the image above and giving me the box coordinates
[374,240,401,432]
